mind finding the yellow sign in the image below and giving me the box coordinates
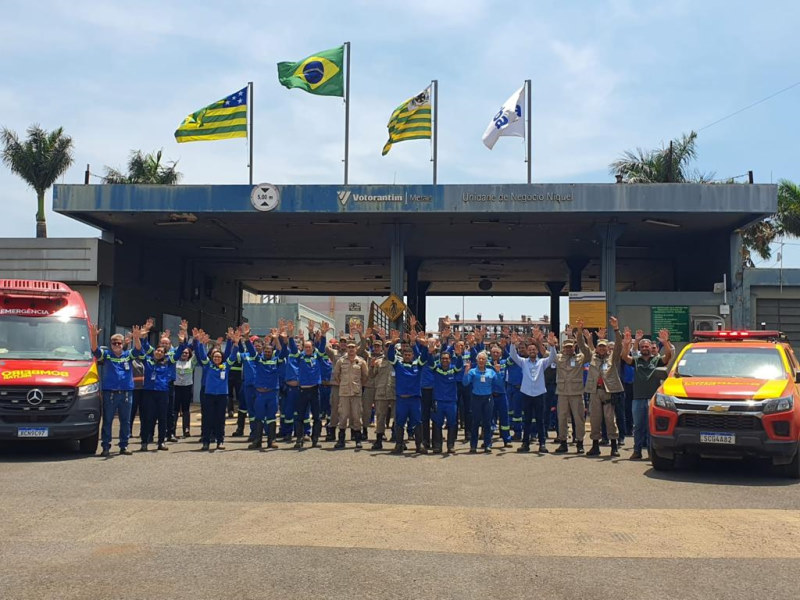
[380,294,406,321]
[568,292,607,329]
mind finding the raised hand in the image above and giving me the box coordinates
[598,328,607,340]
[635,329,644,341]
[144,317,155,332]
[609,316,618,330]
[658,329,670,343]
[307,319,316,332]
[576,318,584,330]
[241,322,251,337]
[547,331,558,346]
[623,328,633,342]
[287,321,295,334]
[582,329,592,341]
[180,319,188,332]
[230,328,242,344]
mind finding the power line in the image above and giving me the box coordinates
[698,80,800,132]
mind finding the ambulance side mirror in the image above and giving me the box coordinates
[795,372,800,384]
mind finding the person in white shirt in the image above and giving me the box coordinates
[509,328,558,453]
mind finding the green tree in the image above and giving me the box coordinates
[1,124,75,238]
[103,149,181,184]
[609,131,714,183]
[741,179,800,266]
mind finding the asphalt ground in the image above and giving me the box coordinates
[1,412,799,600]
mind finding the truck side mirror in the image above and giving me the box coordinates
[795,372,800,384]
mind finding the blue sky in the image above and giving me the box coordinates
[1,0,798,320]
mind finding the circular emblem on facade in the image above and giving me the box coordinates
[26,389,44,406]
[251,183,280,212]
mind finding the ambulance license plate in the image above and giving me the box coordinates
[17,427,49,438]
[700,432,735,445]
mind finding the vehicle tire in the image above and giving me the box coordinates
[78,430,99,455]
[778,443,800,479]
[649,443,675,471]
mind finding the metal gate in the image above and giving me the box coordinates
[756,298,800,344]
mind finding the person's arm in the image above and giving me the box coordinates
[416,343,429,364]
[245,338,256,356]
[387,342,397,364]
[620,328,634,365]
[462,368,472,386]
[508,343,524,367]
[332,359,342,385]
[315,335,327,354]
[170,343,187,364]
[575,319,590,357]
[193,338,209,365]
[360,359,369,385]
[288,336,298,356]
[658,329,673,365]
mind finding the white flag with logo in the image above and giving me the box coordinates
[482,85,526,149]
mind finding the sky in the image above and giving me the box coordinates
[1,0,799,321]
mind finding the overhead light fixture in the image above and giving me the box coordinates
[470,244,509,251]
[351,261,385,268]
[334,245,373,251]
[199,245,237,251]
[311,220,357,226]
[283,286,309,291]
[154,212,197,226]
[643,219,680,228]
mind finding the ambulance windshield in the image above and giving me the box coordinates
[0,316,92,360]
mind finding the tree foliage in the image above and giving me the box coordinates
[103,149,181,184]
[1,124,75,238]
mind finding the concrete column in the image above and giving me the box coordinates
[594,224,625,318]
[730,230,745,328]
[390,222,405,330]
[545,281,565,336]
[417,281,431,330]
[406,258,420,320]
[566,256,589,292]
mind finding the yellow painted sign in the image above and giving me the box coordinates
[380,294,406,321]
[1,369,69,381]
[568,292,607,329]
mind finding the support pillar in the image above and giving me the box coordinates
[545,281,565,337]
[417,281,431,330]
[594,224,625,319]
[406,258,420,321]
[730,230,745,328]
[566,256,589,292]
[390,223,405,331]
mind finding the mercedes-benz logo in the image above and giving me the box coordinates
[26,389,44,406]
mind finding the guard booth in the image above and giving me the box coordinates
[51,182,777,341]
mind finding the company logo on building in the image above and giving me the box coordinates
[337,190,352,206]
[337,190,428,206]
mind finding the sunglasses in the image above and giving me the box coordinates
[111,341,123,346]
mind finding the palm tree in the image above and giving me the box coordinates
[742,179,800,265]
[1,124,74,238]
[103,149,182,184]
[609,131,713,183]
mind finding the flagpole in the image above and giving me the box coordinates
[525,79,531,184]
[343,41,351,185]
[432,79,438,185]
[248,81,254,185]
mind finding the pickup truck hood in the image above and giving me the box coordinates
[663,376,790,400]
[0,360,96,387]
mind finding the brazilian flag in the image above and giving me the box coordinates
[277,46,344,97]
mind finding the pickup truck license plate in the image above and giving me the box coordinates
[700,432,735,445]
[17,427,49,438]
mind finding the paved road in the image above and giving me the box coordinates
[1,416,798,600]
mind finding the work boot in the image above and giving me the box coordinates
[266,422,279,449]
[334,429,346,449]
[610,439,620,457]
[516,441,531,453]
[576,441,585,454]
[630,450,643,460]
[423,420,431,449]
[431,427,443,454]
[354,429,362,450]
[100,448,110,457]
[390,426,404,455]
[362,427,369,442]
[140,443,148,452]
[325,426,335,442]
[293,423,305,449]
[311,421,322,448]
[554,441,569,454]
[446,426,457,454]
[182,410,191,438]
[371,433,384,450]
[587,440,601,456]
[538,443,549,454]
[157,443,168,451]
[232,412,246,437]
[248,421,263,450]
[414,426,428,454]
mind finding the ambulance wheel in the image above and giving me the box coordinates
[79,431,99,455]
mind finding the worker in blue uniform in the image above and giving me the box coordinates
[246,331,284,450]
[239,324,262,442]
[91,325,135,457]
[193,327,240,451]
[489,345,513,448]
[387,329,429,455]
[427,350,462,454]
[462,351,498,453]
[135,331,186,452]
[506,343,524,440]
[280,323,301,442]
[287,332,324,449]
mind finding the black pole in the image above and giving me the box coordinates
[748,170,754,184]
[84,164,90,184]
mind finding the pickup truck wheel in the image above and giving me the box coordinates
[778,443,800,479]
[650,444,675,471]
[78,431,99,455]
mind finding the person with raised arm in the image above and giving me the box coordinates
[193,326,240,451]
[462,350,498,454]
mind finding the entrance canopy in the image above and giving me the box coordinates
[54,183,775,296]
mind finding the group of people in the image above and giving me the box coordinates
[92,315,673,459]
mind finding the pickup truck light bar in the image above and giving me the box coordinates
[692,330,784,341]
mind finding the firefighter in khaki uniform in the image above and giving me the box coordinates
[356,325,376,441]
[369,338,395,450]
[333,341,369,449]
[553,332,590,455]
[578,316,625,458]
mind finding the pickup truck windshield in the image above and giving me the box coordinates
[0,316,92,361]
[676,347,786,380]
